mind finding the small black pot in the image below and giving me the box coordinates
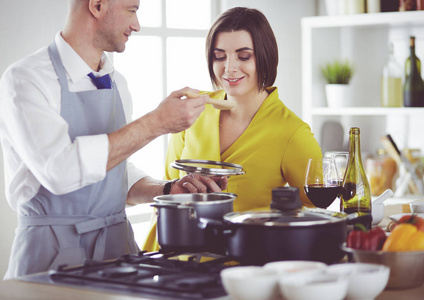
[199,187,371,265]
[152,193,236,253]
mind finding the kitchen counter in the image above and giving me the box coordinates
[2,199,424,300]
[0,279,150,300]
[1,278,424,300]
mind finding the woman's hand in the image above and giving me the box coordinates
[170,174,228,194]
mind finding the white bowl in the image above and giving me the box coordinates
[279,273,349,300]
[220,266,279,300]
[326,263,390,300]
[264,260,327,278]
[410,199,424,213]
[371,202,384,225]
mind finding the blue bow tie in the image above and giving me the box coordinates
[87,72,112,89]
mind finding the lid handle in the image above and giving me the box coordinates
[270,187,302,211]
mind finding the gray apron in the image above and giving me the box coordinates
[4,41,138,279]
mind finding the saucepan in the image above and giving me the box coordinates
[200,187,371,265]
[152,192,237,253]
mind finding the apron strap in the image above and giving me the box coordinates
[18,211,127,261]
[48,42,70,91]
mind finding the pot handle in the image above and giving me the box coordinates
[198,218,234,237]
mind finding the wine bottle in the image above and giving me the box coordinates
[381,42,403,107]
[340,127,372,229]
[405,36,421,78]
[404,36,424,107]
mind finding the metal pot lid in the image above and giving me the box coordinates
[223,208,346,227]
[170,159,245,176]
[153,192,236,206]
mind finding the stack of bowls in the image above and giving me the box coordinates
[220,261,389,300]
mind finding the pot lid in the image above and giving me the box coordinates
[153,192,236,206]
[223,208,346,227]
[170,159,245,176]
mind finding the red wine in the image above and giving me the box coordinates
[304,184,340,208]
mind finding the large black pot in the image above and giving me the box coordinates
[152,193,236,253]
[200,187,371,265]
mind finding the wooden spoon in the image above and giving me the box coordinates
[184,90,236,110]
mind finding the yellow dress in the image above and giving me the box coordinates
[142,87,322,251]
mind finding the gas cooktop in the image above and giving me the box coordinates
[20,251,238,300]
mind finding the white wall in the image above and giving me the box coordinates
[0,0,68,278]
[0,0,318,278]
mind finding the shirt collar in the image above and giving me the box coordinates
[54,32,115,83]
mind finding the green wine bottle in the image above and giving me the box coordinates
[340,127,372,229]
[405,36,421,78]
[404,36,424,107]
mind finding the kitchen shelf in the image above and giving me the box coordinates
[302,10,424,29]
[312,107,424,116]
[301,10,424,154]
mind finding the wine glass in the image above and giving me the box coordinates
[304,157,340,209]
[331,152,350,186]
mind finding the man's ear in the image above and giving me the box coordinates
[88,0,108,19]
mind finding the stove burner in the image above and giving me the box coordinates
[98,266,138,278]
[35,250,239,300]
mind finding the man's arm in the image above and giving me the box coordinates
[107,87,208,171]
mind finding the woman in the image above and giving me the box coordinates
[143,7,322,252]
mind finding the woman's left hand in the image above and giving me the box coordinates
[170,174,227,194]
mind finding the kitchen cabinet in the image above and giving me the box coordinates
[301,11,424,155]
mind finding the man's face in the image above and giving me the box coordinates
[95,0,140,53]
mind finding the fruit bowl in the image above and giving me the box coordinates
[342,243,424,289]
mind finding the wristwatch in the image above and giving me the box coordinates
[163,179,179,195]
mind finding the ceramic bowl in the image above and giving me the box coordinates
[410,199,424,213]
[279,273,349,300]
[342,244,424,289]
[326,263,389,300]
[371,202,384,225]
[264,260,327,278]
[220,266,279,300]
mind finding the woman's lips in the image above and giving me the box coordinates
[224,76,244,86]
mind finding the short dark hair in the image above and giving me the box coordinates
[206,7,278,91]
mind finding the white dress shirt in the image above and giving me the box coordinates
[0,32,146,211]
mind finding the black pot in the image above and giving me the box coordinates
[199,187,371,265]
[152,193,236,253]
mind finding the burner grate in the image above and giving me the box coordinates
[46,250,238,300]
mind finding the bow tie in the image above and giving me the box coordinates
[87,72,112,89]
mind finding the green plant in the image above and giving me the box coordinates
[321,60,354,84]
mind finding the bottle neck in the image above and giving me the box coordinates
[410,46,418,74]
[349,131,362,164]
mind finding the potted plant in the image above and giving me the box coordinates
[321,60,354,108]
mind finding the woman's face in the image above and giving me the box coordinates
[212,30,258,100]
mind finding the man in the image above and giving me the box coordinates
[0,0,224,279]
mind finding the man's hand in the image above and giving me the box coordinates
[170,174,228,194]
[152,87,208,135]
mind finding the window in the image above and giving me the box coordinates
[114,0,219,247]
[114,0,218,180]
